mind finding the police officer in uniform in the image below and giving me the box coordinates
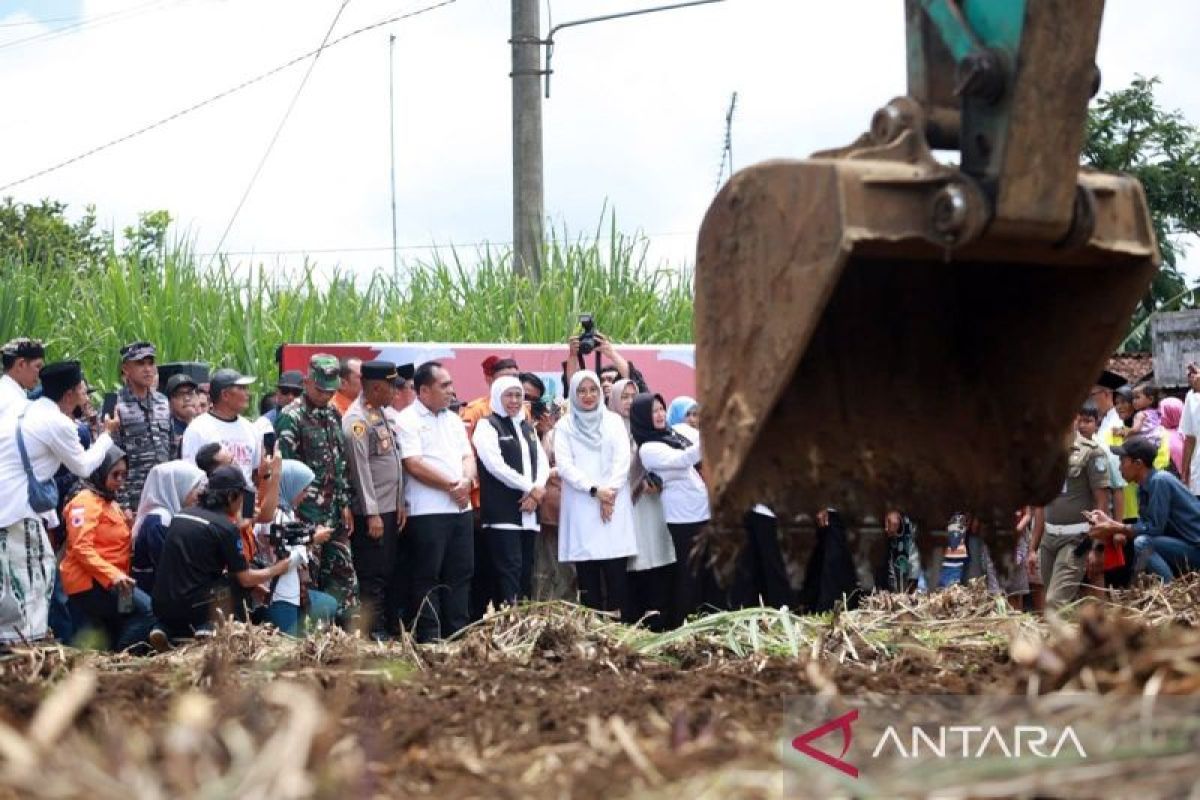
[343,360,407,637]
[113,341,172,511]
[275,353,358,624]
[1028,405,1113,612]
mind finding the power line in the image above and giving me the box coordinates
[196,230,701,258]
[0,14,80,28]
[0,0,172,53]
[0,0,459,194]
[206,0,353,264]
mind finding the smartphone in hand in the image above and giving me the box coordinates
[100,392,118,420]
[262,431,277,455]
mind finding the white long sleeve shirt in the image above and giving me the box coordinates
[472,417,549,531]
[395,399,473,517]
[0,374,28,419]
[553,411,637,562]
[0,398,114,528]
[638,438,709,525]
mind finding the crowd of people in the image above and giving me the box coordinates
[0,332,1197,653]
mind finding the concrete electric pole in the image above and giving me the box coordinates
[511,0,544,282]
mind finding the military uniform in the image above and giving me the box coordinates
[1039,433,1111,610]
[114,389,172,510]
[275,355,358,620]
[343,362,406,634]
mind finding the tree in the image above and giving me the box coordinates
[1083,76,1200,350]
[0,197,110,270]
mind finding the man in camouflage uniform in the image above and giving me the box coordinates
[113,341,172,511]
[343,360,407,637]
[275,353,358,623]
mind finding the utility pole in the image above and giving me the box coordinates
[388,33,399,274]
[511,0,543,282]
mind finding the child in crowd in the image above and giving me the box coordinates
[1126,382,1162,441]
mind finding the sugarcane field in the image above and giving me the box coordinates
[3,1,1200,798]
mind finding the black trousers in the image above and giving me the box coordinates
[469,515,495,621]
[667,522,708,628]
[407,511,474,643]
[732,511,795,609]
[626,564,673,632]
[485,527,536,606]
[576,558,629,616]
[153,576,246,640]
[351,511,400,634]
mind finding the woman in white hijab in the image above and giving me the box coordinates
[608,378,676,630]
[555,370,638,614]
[131,461,206,595]
[473,375,550,606]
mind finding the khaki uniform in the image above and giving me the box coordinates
[1040,434,1111,610]
[343,399,404,515]
[343,397,405,634]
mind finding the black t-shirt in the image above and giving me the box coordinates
[152,506,248,617]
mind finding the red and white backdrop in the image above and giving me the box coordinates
[279,342,696,403]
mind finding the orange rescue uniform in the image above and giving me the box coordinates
[61,489,131,595]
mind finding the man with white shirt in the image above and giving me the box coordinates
[395,361,477,643]
[1180,363,1200,497]
[1093,370,1128,439]
[0,361,119,643]
[0,338,45,417]
[181,367,262,486]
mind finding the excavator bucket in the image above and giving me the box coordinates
[695,0,1160,527]
[695,150,1157,525]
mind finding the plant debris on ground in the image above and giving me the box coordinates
[0,578,1197,799]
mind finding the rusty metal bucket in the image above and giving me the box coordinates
[695,126,1159,526]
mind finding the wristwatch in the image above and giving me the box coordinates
[589,486,598,497]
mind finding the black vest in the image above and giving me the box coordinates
[478,413,539,527]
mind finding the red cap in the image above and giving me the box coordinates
[481,355,501,376]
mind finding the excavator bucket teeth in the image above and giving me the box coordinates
[695,155,1159,526]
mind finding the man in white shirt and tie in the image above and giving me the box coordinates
[0,361,118,643]
[395,361,477,643]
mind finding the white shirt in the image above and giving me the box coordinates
[0,398,114,528]
[554,410,638,562]
[1099,407,1123,439]
[472,415,549,530]
[396,399,473,517]
[254,508,304,606]
[639,438,710,525]
[181,412,262,484]
[1180,390,1200,491]
[0,374,29,419]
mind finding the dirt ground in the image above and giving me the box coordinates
[0,579,1196,799]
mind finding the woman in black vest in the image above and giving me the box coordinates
[472,376,550,605]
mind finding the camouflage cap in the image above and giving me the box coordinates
[309,353,341,391]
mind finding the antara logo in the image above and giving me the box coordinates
[791,709,859,778]
[791,710,1087,777]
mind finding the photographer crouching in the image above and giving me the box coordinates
[151,466,304,640]
[251,460,337,635]
[565,315,648,402]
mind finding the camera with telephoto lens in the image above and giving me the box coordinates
[269,520,315,559]
[577,314,597,356]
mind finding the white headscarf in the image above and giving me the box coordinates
[490,375,524,421]
[132,461,206,540]
[566,370,606,449]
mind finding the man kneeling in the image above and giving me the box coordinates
[152,466,301,639]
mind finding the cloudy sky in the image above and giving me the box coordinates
[1,0,1197,277]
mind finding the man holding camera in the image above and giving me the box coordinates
[275,354,358,624]
[565,319,648,401]
[153,466,302,638]
[343,360,408,638]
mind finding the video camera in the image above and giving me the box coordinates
[577,313,597,356]
[268,520,315,559]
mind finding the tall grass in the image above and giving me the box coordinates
[0,222,694,392]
